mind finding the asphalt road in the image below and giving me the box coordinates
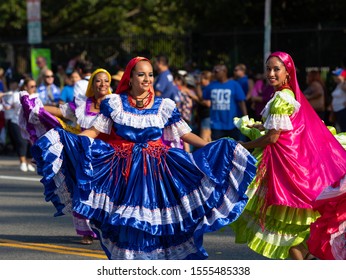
[0,154,267,261]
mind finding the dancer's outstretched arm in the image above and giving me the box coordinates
[79,126,100,139]
[181,132,208,148]
[239,129,281,150]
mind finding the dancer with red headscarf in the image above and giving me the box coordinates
[230,51,346,260]
[30,57,257,260]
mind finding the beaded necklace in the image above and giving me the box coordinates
[128,91,153,109]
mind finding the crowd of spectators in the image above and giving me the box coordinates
[1,53,345,158]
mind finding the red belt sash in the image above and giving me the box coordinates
[106,137,170,182]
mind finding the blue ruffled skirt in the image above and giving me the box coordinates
[32,127,256,259]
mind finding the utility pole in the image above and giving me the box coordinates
[264,0,272,68]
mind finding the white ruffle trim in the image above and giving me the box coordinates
[83,142,249,228]
[43,129,96,215]
[102,235,198,260]
[37,131,73,215]
[18,92,48,141]
[74,94,87,106]
[163,120,192,142]
[44,129,64,174]
[84,169,241,227]
[59,103,76,123]
[93,114,112,134]
[19,91,44,125]
[261,90,301,131]
[53,170,73,215]
[74,100,98,129]
[330,220,346,260]
[19,111,48,142]
[263,114,293,130]
[106,94,178,129]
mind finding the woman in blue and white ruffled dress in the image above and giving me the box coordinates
[31,57,257,260]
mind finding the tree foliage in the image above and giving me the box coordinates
[0,1,27,37]
[1,0,345,41]
[0,0,345,73]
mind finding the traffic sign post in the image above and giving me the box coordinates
[27,0,42,45]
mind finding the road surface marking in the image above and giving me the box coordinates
[0,238,107,259]
[0,175,40,182]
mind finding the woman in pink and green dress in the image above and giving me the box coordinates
[231,51,346,260]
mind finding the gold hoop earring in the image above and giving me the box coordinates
[282,77,288,86]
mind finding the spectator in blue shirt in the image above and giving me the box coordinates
[233,63,255,118]
[0,67,7,93]
[59,70,81,104]
[37,69,61,106]
[153,54,180,104]
[203,64,247,141]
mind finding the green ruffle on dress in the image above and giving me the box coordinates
[231,90,321,259]
[328,125,346,149]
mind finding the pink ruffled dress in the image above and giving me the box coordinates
[231,87,346,259]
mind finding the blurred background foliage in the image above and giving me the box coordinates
[0,0,345,77]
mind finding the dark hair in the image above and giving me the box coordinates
[20,77,35,91]
[201,70,212,81]
[155,54,169,66]
[174,74,187,86]
[306,70,325,87]
[8,78,18,85]
[76,60,93,74]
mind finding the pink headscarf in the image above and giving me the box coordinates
[267,51,303,104]
[115,56,153,94]
[259,51,346,213]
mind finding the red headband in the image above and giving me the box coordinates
[115,56,151,94]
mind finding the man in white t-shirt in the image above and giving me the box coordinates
[74,60,93,101]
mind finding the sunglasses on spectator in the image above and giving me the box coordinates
[45,75,54,78]
[29,85,37,88]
